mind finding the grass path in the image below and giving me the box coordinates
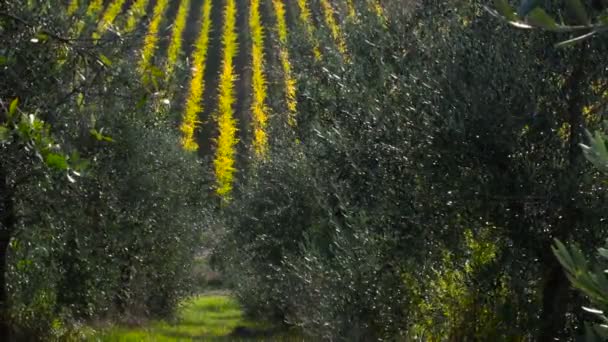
[91,294,303,341]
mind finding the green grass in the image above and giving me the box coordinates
[89,294,304,341]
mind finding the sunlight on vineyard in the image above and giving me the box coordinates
[165,0,191,81]
[297,0,321,60]
[96,0,127,36]
[214,0,239,199]
[272,0,297,125]
[124,0,150,33]
[250,0,269,157]
[319,0,348,56]
[138,0,170,78]
[180,0,213,151]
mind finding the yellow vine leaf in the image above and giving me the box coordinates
[297,0,321,60]
[273,0,288,44]
[138,0,170,77]
[180,0,213,151]
[214,0,239,199]
[74,0,104,36]
[86,0,104,17]
[272,0,297,125]
[345,0,356,19]
[250,0,269,157]
[166,0,191,80]
[319,0,348,57]
[73,0,103,37]
[96,0,127,35]
[370,0,387,23]
[67,0,79,15]
[124,0,150,33]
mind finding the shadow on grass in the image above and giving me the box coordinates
[90,293,306,341]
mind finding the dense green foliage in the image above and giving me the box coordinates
[1,0,210,340]
[215,0,608,340]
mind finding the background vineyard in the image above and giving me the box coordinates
[66,0,384,197]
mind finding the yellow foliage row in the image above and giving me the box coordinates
[345,0,356,19]
[214,0,239,198]
[96,0,127,35]
[74,0,103,37]
[67,0,79,15]
[370,0,386,22]
[250,0,269,157]
[297,0,321,60]
[73,0,104,36]
[124,0,150,33]
[180,0,213,151]
[372,1,384,15]
[273,0,288,45]
[86,0,104,18]
[165,0,191,80]
[272,0,297,125]
[319,0,348,56]
[138,0,170,77]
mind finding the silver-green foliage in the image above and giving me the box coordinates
[552,127,608,340]
[492,1,608,339]
[491,0,608,46]
[1,0,210,338]
[553,239,608,339]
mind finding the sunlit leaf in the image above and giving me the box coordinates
[45,153,69,170]
[9,98,19,116]
[35,32,49,42]
[76,93,85,108]
[90,128,114,142]
[553,239,576,272]
[527,8,559,30]
[0,126,9,142]
[494,0,517,21]
[150,66,164,78]
[99,53,113,66]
